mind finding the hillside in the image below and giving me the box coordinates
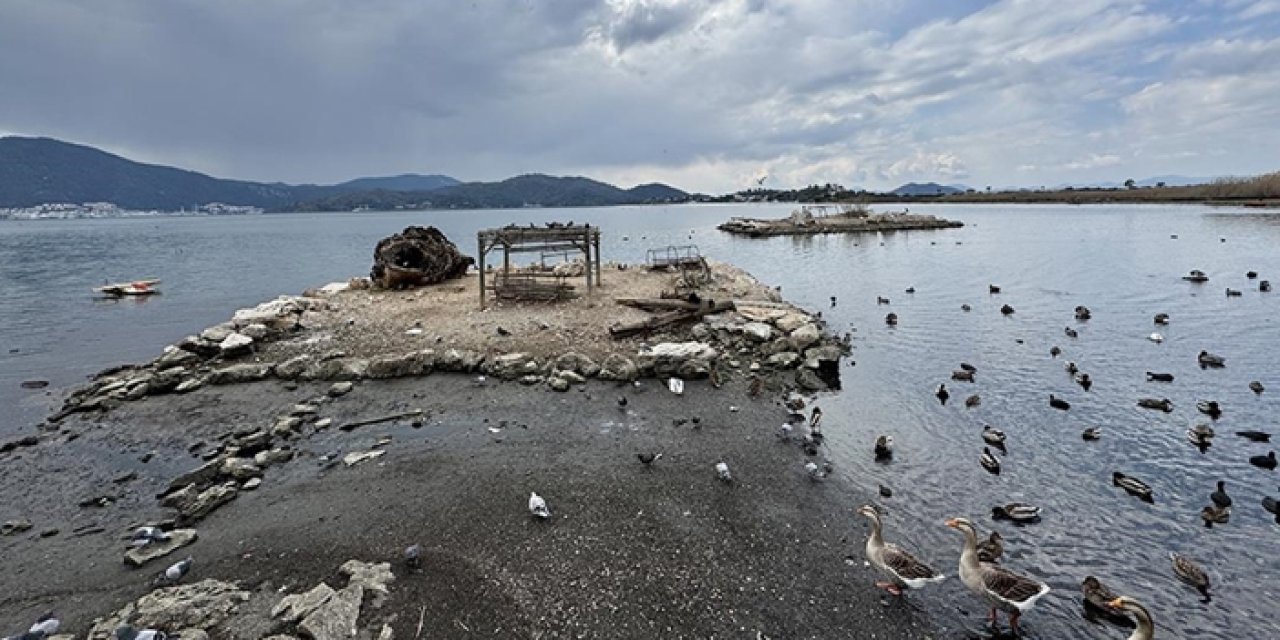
[333,173,459,192]
[286,174,690,211]
[890,182,965,196]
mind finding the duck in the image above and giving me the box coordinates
[1200,505,1230,527]
[1236,430,1272,442]
[991,503,1041,523]
[1106,596,1156,640]
[885,312,898,326]
[1113,472,1154,502]
[1080,577,1134,627]
[1197,400,1222,418]
[1249,380,1264,394]
[961,303,972,311]
[1074,305,1092,320]
[945,517,1051,636]
[1226,288,1242,297]
[1076,373,1092,391]
[965,394,982,408]
[1049,345,1061,357]
[1145,371,1174,382]
[952,369,975,382]
[1082,427,1103,441]
[874,435,894,460]
[980,448,1001,474]
[1147,332,1165,343]
[1250,451,1277,470]
[1247,270,1258,279]
[877,296,891,305]
[636,452,663,466]
[989,284,1002,294]
[1187,424,1215,448]
[1261,280,1272,292]
[1136,398,1173,413]
[879,484,893,498]
[1066,361,1079,374]
[857,505,946,596]
[1263,495,1279,519]
[1170,552,1211,601]
[1198,350,1225,367]
[1064,326,1079,338]
[976,531,1004,563]
[959,362,978,373]
[936,383,949,404]
[1000,304,1015,315]
[905,286,915,293]
[1049,394,1071,410]
[982,426,1006,446]
[1153,313,1169,325]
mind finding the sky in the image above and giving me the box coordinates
[1,0,1278,193]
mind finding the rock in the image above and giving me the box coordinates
[272,416,304,438]
[272,583,336,623]
[339,560,394,607]
[299,584,362,640]
[242,477,262,490]
[199,324,235,344]
[327,382,355,397]
[276,355,315,380]
[148,367,187,395]
[518,374,543,385]
[548,377,570,392]
[303,358,368,382]
[554,352,600,377]
[377,625,393,640]
[219,333,254,355]
[239,323,270,340]
[599,354,639,381]
[233,430,272,455]
[0,434,39,453]
[232,296,316,329]
[155,348,201,370]
[207,363,274,386]
[767,352,802,369]
[737,306,787,323]
[314,418,333,430]
[795,367,828,392]
[40,528,59,537]
[124,529,198,567]
[803,345,844,367]
[255,448,295,467]
[636,342,718,377]
[749,362,761,372]
[366,350,434,379]
[291,403,319,416]
[125,579,249,631]
[789,324,821,351]
[488,353,534,380]
[773,312,811,333]
[167,459,224,494]
[1,518,33,535]
[742,322,774,342]
[557,370,587,384]
[174,483,239,524]
[219,457,263,481]
[174,378,205,394]
[436,348,484,373]
[343,450,385,467]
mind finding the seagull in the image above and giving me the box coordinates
[636,452,663,466]
[528,492,551,519]
[804,461,827,481]
[775,423,793,442]
[154,556,192,587]
[715,462,733,483]
[404,544,422,570]
[1148,333,1164,343]
[129,526,171,548]
[113,625,168,640]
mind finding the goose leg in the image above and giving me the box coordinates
[874,581,902,596]
[988,607,998,624]
[1010,611,1021,636]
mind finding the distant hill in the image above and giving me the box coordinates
[333,173,459,192]
[891,182,965,196]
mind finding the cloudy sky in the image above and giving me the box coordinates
[1,0,1278,192]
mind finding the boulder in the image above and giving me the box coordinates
[557,370,587,385]
[767,352,802,369]
[489,353,535,380]
[239,323,270,340]
[276,355,314,380]
[598,354,639,381]
[155,347,201,370]
[174,378,206,394]
[86,579,250,636]
[554,352,600,377]
[795,367,829,392]
[736,306,786,323]
[174,483,239,524]
[272,583,336,623]
[207,364,274,386]
[219,333,254,355]
[773,312,811,333]
[789,324,821,351]
[124,529,198,567]
[199,324,235,344]
[327,382,355,397]
[272,416,305,438]
[148,367,187,395]
[255,448,295,467]
[232,430,272,456]
[518,374,543,385]
[340,560,394,607]
[219,457,263,481]
[365,350,433,379]
[636,342,718,377]
[548,377,570,392]
[742,322,774,343]
[167,459,224,494]
[231,296,315,329]
[304,358,368,381]
[299,584,362,640]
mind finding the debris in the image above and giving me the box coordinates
[339,410,424,432]
[342,450,386,467]
[370,226,474,289]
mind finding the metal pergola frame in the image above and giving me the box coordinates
[476,224,602,309]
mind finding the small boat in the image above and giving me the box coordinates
[1182,270,1208,283]
[94,279,161,297]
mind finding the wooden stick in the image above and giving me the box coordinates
[415,605,426,639]
[339,409,423,432]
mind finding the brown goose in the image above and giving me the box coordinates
[857,505,946,596]
[976,531,1004,563]
[1108,596,1156,640]
[946,517,1050,635]
[1171,552,1211,601]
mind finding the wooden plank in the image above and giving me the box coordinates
[608,300,734,339]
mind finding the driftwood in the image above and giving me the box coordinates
[371,226,474,289]
[609,300,735,339]
[339,409,424,432]
[614,298,705,312]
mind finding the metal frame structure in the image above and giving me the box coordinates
[476,224,602,309]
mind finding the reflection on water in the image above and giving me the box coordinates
[2,203,1279,638]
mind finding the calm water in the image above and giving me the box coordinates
[2,204,1278,638]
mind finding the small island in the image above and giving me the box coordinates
[717,204,963,237]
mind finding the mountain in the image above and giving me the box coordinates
[890,182,965,196]
[333,173,459,192]
[287,174,690,211]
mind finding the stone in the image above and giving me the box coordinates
[489,353,535,380]
[1,518,33,535]
[736,306,787,323]
[272,416,304,438]
[124,529,198,567]
[207,363,274,385]
[299,584,362,640]
[291,404,319,416]
[313,418,333,430]
[242,477,262,490]
[233,430,272,455]
[518,374,543,385]
[155,347,201,370]
[85,579,250,636]
[773,312,811,333]
[742,322,774,342]
[276,355,314,380]
[342,450,385,467]
[255,448,295,467]
[789,324,821,351]
[795,367,828,392]
[219,457,263,481]
[174,483,239,524]
[167,459,224,494]
[548,377,570,392]
[149,367,187,395]
[272,582,336,623]
[174,378,205,394]
[558,370,587,384]
[199,324,235,344]
[636,342,718,377]
[377,625,393,640]
[304,358,368,382]
[366,350,433,379]
[339,560,394,607]
[239,323,270,340]
[436,348,484,372]
[554,352,600,377]
[231,296,315,329]
[599,354,639,381]
[767,352,802,369]
[219,333,255,354]
[327,382,355,397]
[0,434,39,453]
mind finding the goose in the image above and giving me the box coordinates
[1170,553,1211,600]
[1250,451,1277,470]
[1074,306,1092,320]
[965,394,982,408]
[1107,596,1156,640]
[1249,380,1264,394]
[1153,313,1169,325]
[857,505,946,596]
[1082,427,1103,441]
[1080,577,1133,626]
[1187,424,1215,448]
[636,452,663,466]
[991,504,1041,523]
[1147,332,1164,343]
[945,517,1050,636]
[1226,288,1242,297]
[1236,430,1272,442]
[959,362,978,373]
[1064,326,1079,338]
[885,312,898,326]
[715,461,733,482]
[1200,505,1230,527]
[1066,361,1079,374]
[1000,304,1015,315]
[1049,346,1062,357]
[961,303,972,311]
[989,284,1002,293]
[936,383,950,404]
[1196,400,1222,418]
[1113,472,1154,502]
[982,426,1006,446]
[877,296,891,305]
[874,435,894,460]
[1262,280,1272,292]
[976,531,1004,563]
[1049,394,1071,410]
[980,448,1001,474]
[952,369,975,382]
[1076,373,1092,391]
[1145,371,1174,382]
[1137,398,1173,412]
[528,492,551,519]
[1198,350,1225,367]
[1247,270,1258,279]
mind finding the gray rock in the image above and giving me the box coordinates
[489,353,535,380]
[598,354,639,381]
[436,348,484,372]
[124,528,198,567]
[148,367,187,395]
[636,342,718,377]
[557,370,587,384]
[219,333,255,355]
[275,355,315,380]
[327,381,355,397]
[767,352,802,369]
[87,579,250,636]
[1,518,33,535]
[291,403,319,416]
[199,324,235,344]
[155,348,201,370]
[303,358,368,382]
[518,374,543,386]
[789,324,821,351]
[299,584,363,640]
[219,457,263,481]
[167,459,224,494]
[742,322,774,343]
[254,448,295,467]
[339,560,394,607]
[773,312,811,333]
[232,430,272,455]
[173,483,238,524]
[554,352,599,377]
[272,416,304,438]
[272,582,336,623]
[241,477,262,490]
[548,377,570,392]
[366,350,433,379]
[239,323,270,340]
[795,367,828,392]
[174,378,206,394]
[207,363,274,386]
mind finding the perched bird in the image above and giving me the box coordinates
[980,448,1001,475]
[404,544,423,570]
[1113,472,1154,502]
[1226,288,1242,297]
[1200,505,1230,527]
[976,531,1004,563]
[1236,430,1272,442]
[989,284,1002,294]
[1250,380,1265,394]
[1049,394,1071,410]
[1210,481,1232,508]
[114,625,169,640]
[1247,270,1258,279]
[1198,350,1225,367]
[774,423,793,442]
[991,503,1041,523]
[905,286,916,294]
[636,452,663,466]
[936,383,950,405]
[1064,326,1079,338]
[1249,451,1277,470]
[874,435,894,460]
[715,462,733,482]
[965,394,981,408]
[1082,426,1103,441]
[1148,332,1165,343]
[945,517,1050,636]
[885,312,898,326]
[1049,345,1061,357]
[952,369,975,382]
[528,492,551,519]
[154,556,192,587]
[1197,400,1222,418]
[961,303,972,311]
[1137,397,1173,413]
[1106,596,1155,639]
[1145,371,1174,382]
[129,526,171,548]
[1076,373,1092,391]
[1170,552,1211,601]
[857,505,946,596]
[981,426,1006,447]
[1153,313,1169,325]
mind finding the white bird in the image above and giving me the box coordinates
[857,505,946,596]
[715,462,733,482]
[775,423,793,442]
[113,624,168,640]
[1148,332,1164,343]
[528,492,551,519]
[129,526,171,548]
[804,461,832,482]
[946,517,1050,636]
[154,556,192,587]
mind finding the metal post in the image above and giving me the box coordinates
[583,227,593,296]
[477,235,486,310]
[593,230,602,285]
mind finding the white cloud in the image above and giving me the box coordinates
[1063,154,1122,170]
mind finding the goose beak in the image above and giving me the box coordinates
[944,518,959,528]
[1107,597,1125,609]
